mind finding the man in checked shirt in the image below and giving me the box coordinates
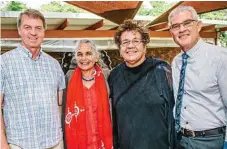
[1,9,65,149]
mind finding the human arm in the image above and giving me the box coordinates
[61,73,71,149]
[162,63,173,91]
[160,63,177,149]
[110,99,119,149]
[1,93,10,149]
[58,90,63,106]
[0,56,10,149]
[217,50,227,148]
[57,62,66,106]
[107,74,119,149]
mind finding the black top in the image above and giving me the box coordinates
[124,58,147,85]
[108,57,175,149]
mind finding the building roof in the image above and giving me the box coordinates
[1,1,227,52]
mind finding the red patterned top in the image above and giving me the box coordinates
[84,84,100,149]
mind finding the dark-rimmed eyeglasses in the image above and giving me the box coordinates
[120,39,143,47]
[170,19,198,31]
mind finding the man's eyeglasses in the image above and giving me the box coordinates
[170,19,198,31]
[121,39,143,47]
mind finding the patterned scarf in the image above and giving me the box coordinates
[64,65,113,149]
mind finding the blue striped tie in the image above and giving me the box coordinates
[175,52,189,133]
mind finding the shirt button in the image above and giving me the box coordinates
[184,106,186,109]
[186,122,189,124]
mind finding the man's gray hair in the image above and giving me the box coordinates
[168,6,199,26]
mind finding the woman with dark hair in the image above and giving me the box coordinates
[63,39,113,149]
[108,19,175,149]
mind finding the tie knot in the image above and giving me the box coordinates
[182,53,189,60]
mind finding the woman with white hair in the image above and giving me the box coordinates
[63,39,113,149]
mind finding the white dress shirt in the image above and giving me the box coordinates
[172,39,227,139]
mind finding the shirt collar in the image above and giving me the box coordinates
[19,44,43,60]
[180,38,203,58]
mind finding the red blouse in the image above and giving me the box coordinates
[83,84,100,149]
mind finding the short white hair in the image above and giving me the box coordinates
[168,6,199,26]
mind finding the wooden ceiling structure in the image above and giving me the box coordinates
[66,1,143,25]
[1,1,227,41]
[147,1,227,32]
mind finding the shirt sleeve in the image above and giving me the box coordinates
[57,63,66,91]
[0,56,5,94]
[217,49,227,141]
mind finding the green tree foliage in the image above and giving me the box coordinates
[199,9,227,21]
[220,32,227,47]
[1,1,28,11]
[40,2,86,13]
[137,1,227,47]
[199,9,227,47]
[138,1,176,16]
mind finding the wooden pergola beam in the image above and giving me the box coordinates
[147,1,183,26]
[149,22,169,31]
[85,20,104,30]
[57,19,70,30]
[1,29,217,38]
[66,1,142,24]
[147,1,227,26]
[200,25,216,32]
[219,26,227,32]
[183,1,227,14]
